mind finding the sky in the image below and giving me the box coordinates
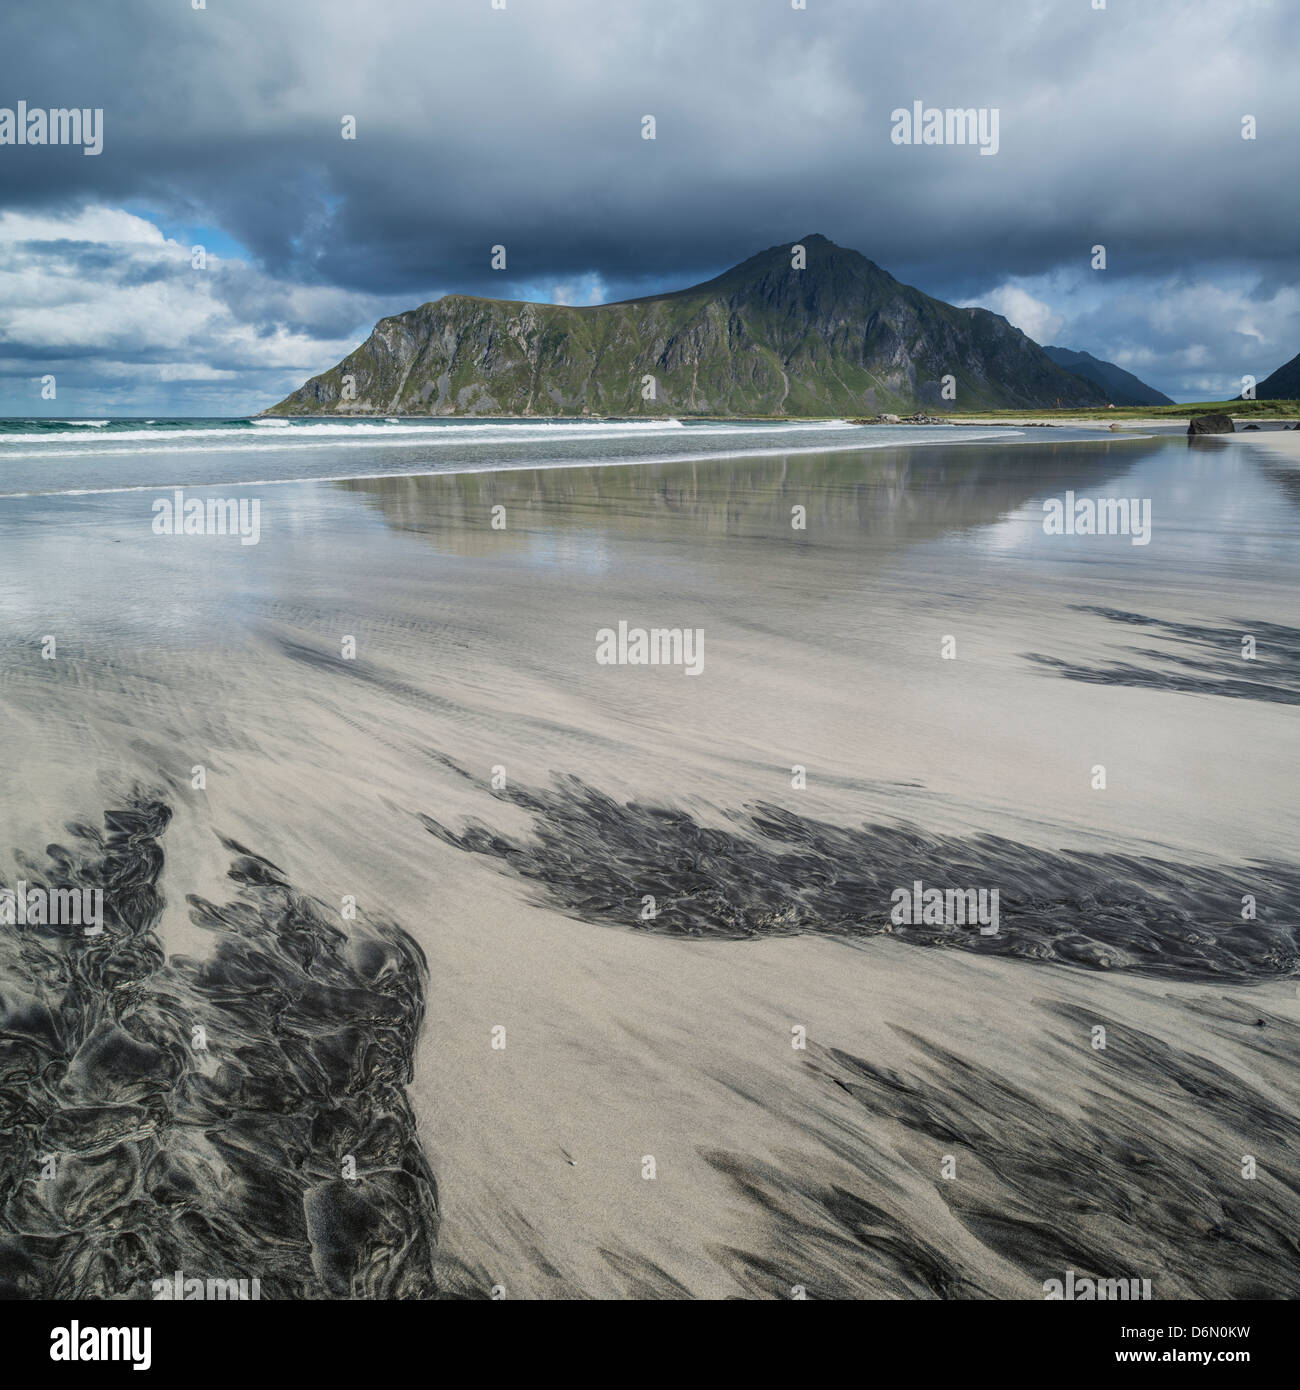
[1,0,1297,414]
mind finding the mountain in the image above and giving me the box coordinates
[1040,346,1174,407]
[265,235,1107,417]
[1252,350,1300,399]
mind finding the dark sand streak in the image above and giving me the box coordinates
[1025,608,1300,706]
[414,774,1300,1297]
[0,792,441,1299]
[420,772,1299,982]
[699,1005,1300,1300]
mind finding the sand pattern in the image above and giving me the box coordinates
[421,771,1299,982]
[1025,608,1300,706]
[0,793,437,1299]
[699,1001,1300,1300]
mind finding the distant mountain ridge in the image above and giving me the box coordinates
[266,234,1108,417]
[1252,350,1300,400]
[1041,346,1173,407]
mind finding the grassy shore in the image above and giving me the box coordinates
[945,397,1300,423]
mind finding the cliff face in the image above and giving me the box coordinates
[266,234,1108,416]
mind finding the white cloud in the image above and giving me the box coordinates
[0,204,405,412]
[954,266,1300,401]
[0,207,165,246]
[960,285,1063,345]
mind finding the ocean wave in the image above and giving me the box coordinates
[0,418,691,447]
[0,418,254,441]
[0,418,870,458]
[242,417,687,435]
[0,416,876,450]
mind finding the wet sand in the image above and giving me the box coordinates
[1,435,1297,1298]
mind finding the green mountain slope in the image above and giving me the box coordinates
[265,234,1107,417]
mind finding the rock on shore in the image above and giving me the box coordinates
[1188,413,1235,435]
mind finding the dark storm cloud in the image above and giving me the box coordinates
[3,0,1296,297]
[1,0,1297,409]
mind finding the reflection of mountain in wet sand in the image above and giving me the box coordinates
[336,439,1152,557]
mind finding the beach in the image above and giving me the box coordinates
[1,420,1297,1299]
